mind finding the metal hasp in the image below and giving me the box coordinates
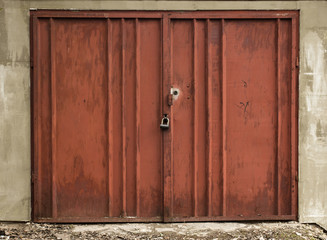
[160,114,170,130]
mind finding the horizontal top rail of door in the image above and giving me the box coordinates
[30,11,164,18]
[167,11,298,19]
[30,10,298,19]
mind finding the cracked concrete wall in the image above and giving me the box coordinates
[1,0,327,228]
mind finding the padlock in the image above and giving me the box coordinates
[160,114,170,130]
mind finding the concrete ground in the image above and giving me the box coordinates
[0,221,326,240]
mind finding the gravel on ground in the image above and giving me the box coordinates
[0,221,326,240]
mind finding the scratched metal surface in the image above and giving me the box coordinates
[31,10,298,222]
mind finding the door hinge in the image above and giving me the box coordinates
[296,56,299,68]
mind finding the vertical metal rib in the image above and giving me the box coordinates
[221,19,227,216]
[169,18,174,219]
[34,16,42,218]
[135,18,141,217]
[206,19,212,217]
[290,17,297,217]
[50,18,57,219]
[276,19,282,215]
[107,18,114,217]
[121,18,127,217]
[163,14,173,221]
[193,19,198,217]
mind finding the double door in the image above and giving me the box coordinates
[31,10,298,222]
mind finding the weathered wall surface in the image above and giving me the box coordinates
[298,1,327,230]
[0,0,30,221]
[1,0,327,228]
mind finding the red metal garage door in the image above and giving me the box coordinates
[31,10,298,222]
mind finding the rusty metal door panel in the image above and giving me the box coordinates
[171,20,195,217]
[32,14,163,222]
[166,14,298,221]
[54,19,108,218]
[136,20,163,217]
[170,19,226,219]
[225,19,281,216]
[32,10,298,223]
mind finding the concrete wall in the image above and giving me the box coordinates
[1,0,327,228]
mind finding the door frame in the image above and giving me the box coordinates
[31,10,299,223]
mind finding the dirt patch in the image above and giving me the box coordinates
[0,221,326,239]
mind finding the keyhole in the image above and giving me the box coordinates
[173,90,178,96]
